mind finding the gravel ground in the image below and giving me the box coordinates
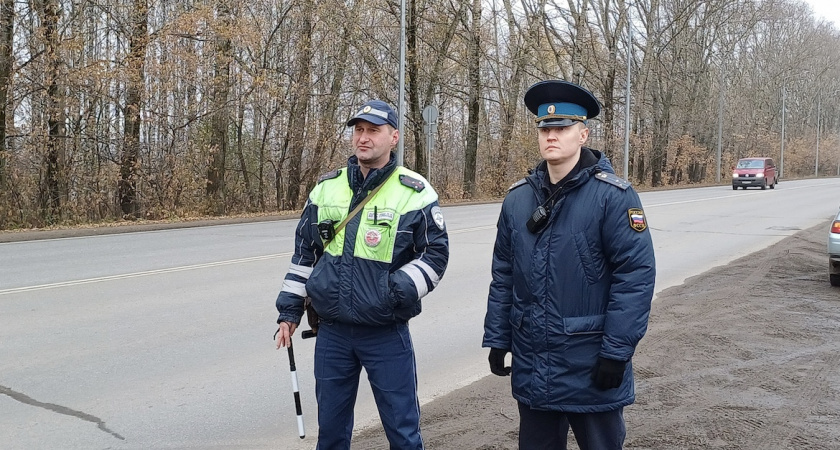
[353,220,840,449]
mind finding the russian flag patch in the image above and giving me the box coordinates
[628,208,647,232]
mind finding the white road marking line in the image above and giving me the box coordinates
[2,226,495,295]
[643,184,813,208]
[449,225,495,234]
[6,182,823,296]
[0,253,292,295]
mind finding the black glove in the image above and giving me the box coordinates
[591,357,627,390]
[488,348,511,376]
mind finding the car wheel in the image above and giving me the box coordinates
[732,185,737,190]
[761,180,767,190]
[831,274,840,287]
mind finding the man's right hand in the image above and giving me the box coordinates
[488,348,511,376]
[275,321,298,349]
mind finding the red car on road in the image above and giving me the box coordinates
[732,157,778,190]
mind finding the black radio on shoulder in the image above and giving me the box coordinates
[317,219,337,241]
[526,206,550,234]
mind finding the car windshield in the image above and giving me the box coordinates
[736,160,765,169]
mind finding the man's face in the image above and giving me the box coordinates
[352,120,399,170]
[537,122,589,165]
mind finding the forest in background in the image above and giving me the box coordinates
[1,0,839,229]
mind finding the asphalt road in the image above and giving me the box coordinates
[1,178,839,449]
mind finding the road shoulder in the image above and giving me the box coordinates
[354,220,840,449]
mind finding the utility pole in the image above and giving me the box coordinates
[622,2,632,181]
[816,93,821,177]
[781,85,786,179]
[716,63,725,183]
[397,0,406,166]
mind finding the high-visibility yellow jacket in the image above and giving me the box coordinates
[276,154,449,326]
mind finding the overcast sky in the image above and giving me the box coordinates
[804,0,840,26]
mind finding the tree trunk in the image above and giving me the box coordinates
[206,0,233,215]
[38,0,65,222]
[492,0,527,195]
[417,2,465,179]
[651,78,672,187]
[567,0,589,84]
[234,98,255,209]
[463,0,481,198]
[309,11,351,182]
[120,0,148,218]
[597,0,621,162]
[0,0,12,190]
[283,1,313,210]
[407,0,424,175]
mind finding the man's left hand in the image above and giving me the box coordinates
[591,357,626,390]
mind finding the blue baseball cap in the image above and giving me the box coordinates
[346,100,399,128]
[524,80,601,128]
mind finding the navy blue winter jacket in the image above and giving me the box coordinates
[483,148,656,413]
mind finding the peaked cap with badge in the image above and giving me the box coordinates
[347,99,399,128]
[524,80,601,128]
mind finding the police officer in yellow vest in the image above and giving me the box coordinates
[275,99,450,449]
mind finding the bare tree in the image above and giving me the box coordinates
[406,0,464,178]
[4,0,840,229]
[120,0,149,218]
[0,0,12,190]
[35,0,66,221]
[282,0,313,210]
[205,0,234,215]
[306,1,352,186]
[483,0,531,194]
[587,0,626,162]
[463,0,482,197]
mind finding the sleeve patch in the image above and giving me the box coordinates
[628,208,648,232]
[399,174,425,192]
[431,206,445,230]
[318,169,342,183]
[595,172,630,190]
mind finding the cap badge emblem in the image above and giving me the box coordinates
[547,104,556,114]
[362,106,372,113]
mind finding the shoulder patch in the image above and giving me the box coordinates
[628,208,648,232]
[317,169,342,184]
[399,174,425,192]
[508,178,527,191]
[594,171,630,190]
[431,205,445,230]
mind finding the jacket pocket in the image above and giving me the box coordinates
[306,262,340,319]
[390,273,422,322]
[562,314,605,335]
[573,232,602,285]
[365,270,397,323]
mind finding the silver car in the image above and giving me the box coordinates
[830,209,840,287]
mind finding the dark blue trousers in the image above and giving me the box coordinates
[314,321,423,450]
[518,402,625,450]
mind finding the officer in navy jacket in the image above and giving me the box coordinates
[483,80,656,450]
[275,100,449,449]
